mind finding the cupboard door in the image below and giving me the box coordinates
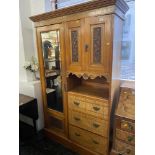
[65,19,84,72]
[36,24,68,134]
[85,16,111,74]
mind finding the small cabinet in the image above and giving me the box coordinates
[65,15,111,76]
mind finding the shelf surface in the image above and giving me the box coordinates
[69,85,109,100]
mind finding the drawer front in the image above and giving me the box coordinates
[68,94,86,111]
[116,118,135,133]
[69,110,108,137]
[86,115,108,137]
[69,110,86,130]
[86,102,108,120]
[115,139,135,155]
[69,125,108,154]
[116,129,135,145]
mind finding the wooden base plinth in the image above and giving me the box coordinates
[44,128,98,155]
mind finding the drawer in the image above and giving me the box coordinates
[69,110,86,130]
[116,129,135,145]
[116,118,135,133]
[68,94,86,112]
[86,115,108,137]
[69,125,108,154]
[86,102,108,120]
[69,110,108,137]
[115,139,135,155]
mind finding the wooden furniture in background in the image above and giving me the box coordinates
[19,94,38,132]
[30,0,128,154]
[111,87,135,155]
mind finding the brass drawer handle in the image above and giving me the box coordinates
[93,106,100,111]
[75,132,80,137]
[74,101,80,106]
[127,135,134,142]
[93,123,100,128]
[122,122,134,131]
[74,117,81,121]
[122,123,129,128]
[92,139,99,144]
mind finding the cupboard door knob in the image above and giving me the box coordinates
[84,44,88,52]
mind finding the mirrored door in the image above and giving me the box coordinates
[41,30,63,112]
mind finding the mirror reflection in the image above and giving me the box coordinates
[41,30,63,112]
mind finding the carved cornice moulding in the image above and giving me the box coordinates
[66,72,111,81]
[30,0,129,22]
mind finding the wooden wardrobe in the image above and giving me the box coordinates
[30,0,128,154]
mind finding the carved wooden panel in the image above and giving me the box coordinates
[93,27,102,64]
[71,30,78,62]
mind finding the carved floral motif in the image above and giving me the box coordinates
[93,27,102,64]
[71,30,78,62]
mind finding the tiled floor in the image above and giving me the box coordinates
[19,121,78,155]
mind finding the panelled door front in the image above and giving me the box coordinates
[65,19,84,72]
[36,24,68,135]
[85,15,111,75]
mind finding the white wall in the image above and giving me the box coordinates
[45,0,52,12]
[19,0,35,61]
[19,0,45,81]
[57,0,91,9]
[19,0,46,131]
[30,0,45,15]
[19,16,27,82]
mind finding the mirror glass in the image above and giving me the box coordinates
[41,30,63,112]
